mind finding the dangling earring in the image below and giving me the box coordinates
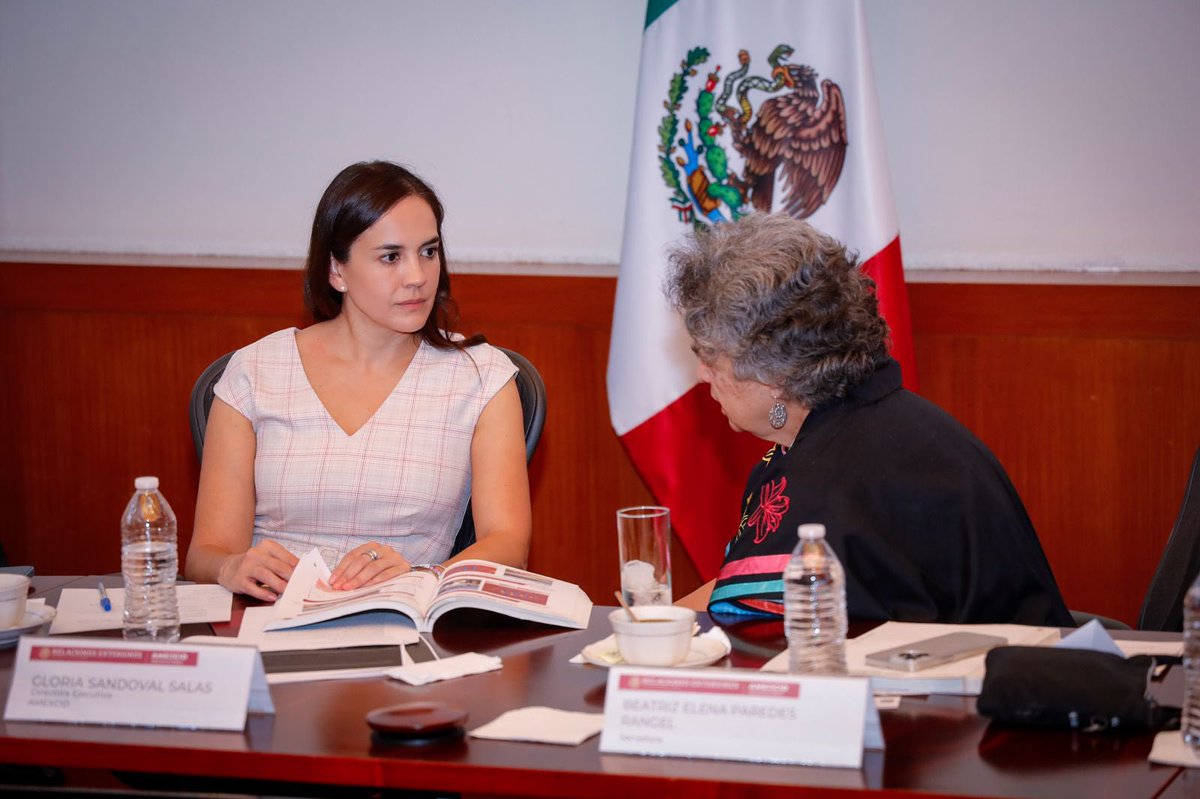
[768,401,788,429]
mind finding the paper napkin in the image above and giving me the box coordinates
[386,652,502,686]
[469,706,604,745]
[1054,618,1126,658]
[1150,730,1200,767]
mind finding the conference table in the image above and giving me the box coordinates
[0,575,1190,798]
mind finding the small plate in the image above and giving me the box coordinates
[581,635,728,669]
[366,701,468,744]
[0,605,56,648]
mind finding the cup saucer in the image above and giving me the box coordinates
[581,634,728,669]
[0,605,56,647]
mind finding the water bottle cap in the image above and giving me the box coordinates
[798,523,826,540]
[134,476,159,490]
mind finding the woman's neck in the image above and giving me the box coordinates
[316,313,421,369]
[771,405,809,450]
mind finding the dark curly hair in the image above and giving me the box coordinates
[664,212,891,408]
[302,160,480,350]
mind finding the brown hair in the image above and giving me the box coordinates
[302,161,481,349]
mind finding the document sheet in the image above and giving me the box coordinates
[49,585,233,634]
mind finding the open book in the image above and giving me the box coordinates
[265,549,593,634]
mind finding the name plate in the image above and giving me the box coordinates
[599,667,882,768]
[3,636,274,731]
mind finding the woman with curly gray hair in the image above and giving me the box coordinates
[668,213,1071,625]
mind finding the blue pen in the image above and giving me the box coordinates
[97,582,112,612]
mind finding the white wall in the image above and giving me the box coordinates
[869,0,1200,272]
[2,0,1197,273]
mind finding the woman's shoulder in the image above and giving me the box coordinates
[238,327,299,355]
[214,328,298,414]
[425,338,513,369]
[221,328,299,380]
[421,339,517,397]
[226,327,297,362]
[847,388,1016,491]
[469,341,516,369]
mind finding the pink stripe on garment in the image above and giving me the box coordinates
[717,553,792,580]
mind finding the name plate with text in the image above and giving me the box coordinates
[599,667,882,768]
[3,636,274,731]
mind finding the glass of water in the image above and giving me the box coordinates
[616,506,673,606]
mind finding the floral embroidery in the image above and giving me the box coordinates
[747,477,789,544]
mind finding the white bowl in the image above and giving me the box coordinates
[609,605,696,666]
[0,573,30,629]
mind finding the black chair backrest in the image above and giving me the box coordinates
[501,348,547,464]
[188,345,546,555]
[449,347,545,554]
[189,351,236,461]
[1138,445,1200,631]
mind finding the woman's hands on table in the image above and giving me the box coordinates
[216,540,298,602]
[329,542,412,590]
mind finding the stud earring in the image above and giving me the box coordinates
[338,285,348,293]
[768,401,788,429]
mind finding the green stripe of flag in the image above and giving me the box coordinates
[645,0,679,29]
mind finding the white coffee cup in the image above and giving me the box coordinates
[0,573,30,628]
[609,605,696,666]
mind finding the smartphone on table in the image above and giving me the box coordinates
[864,632,1006,672]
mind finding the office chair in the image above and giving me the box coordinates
[449,347,546,555]
[188,345,547,554]
[1137,445,1200,631]
[189,351,236,460]
[1068,609,1131,631]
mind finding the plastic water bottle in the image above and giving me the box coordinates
[1183,574,1200,750]
[120,476,180,643]
[784,523,848,674]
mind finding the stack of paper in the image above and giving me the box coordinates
[49,585,233,635]
[762,622,1061,695]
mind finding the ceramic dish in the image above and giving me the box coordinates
[581,634,728,669]
[0,605,56,648]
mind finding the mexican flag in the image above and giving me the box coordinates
[607,0,917,580]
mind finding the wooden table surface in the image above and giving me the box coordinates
[0,576,1190,798]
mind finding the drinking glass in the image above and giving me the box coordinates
[616,506,673,606]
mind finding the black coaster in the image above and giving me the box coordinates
[366,701,468,746]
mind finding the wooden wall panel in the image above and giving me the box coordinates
[910,283,1200,625]
[0,264,307,578]
[2,262,1197,625]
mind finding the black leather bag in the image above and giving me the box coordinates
[976,646,1180,733]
